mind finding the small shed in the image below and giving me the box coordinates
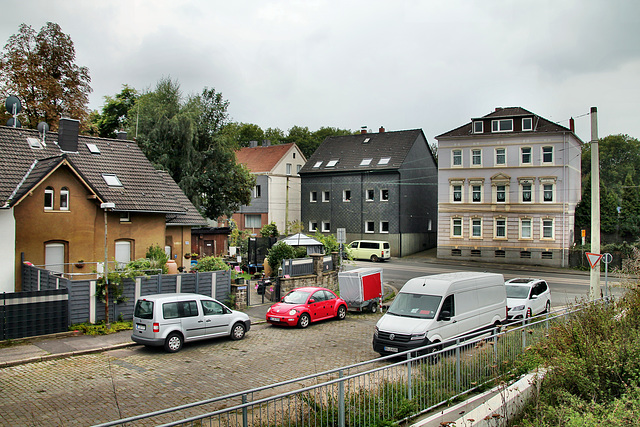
[280,233,324,255]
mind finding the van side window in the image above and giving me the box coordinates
[163,302,180,319]
[163,301,199,319]
[181,301,199,317]
[201,300,225,315]
[440,295,455,317]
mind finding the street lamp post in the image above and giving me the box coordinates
[101,202,115,327]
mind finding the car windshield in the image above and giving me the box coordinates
[283,290,310,304]
[387,293,442,319]
[506,285,530,299]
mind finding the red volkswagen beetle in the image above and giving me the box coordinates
[266,286,348,328]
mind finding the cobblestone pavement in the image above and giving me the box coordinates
[0,312,384,426]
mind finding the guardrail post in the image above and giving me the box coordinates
[339,369,345,427]
[494,327,499,364]
[456,339,461,392]
[522,318,527,351]
[407,352,413,400]
[242,393,248,427]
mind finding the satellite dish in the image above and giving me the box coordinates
[37,122,49,133]
[5,95,22,115]
[6,117,21,128]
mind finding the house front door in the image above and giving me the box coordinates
[45,243,65,274]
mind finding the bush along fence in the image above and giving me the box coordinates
[0,264,231,340]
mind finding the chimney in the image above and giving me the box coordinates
[249,140,258,148]
[495,107,502,112]
[569,117,575,132]
[379,126,385,133]
[116,130,128,140]
[361,126,367,134]
[262,139,271,147]
[58,118,79,152]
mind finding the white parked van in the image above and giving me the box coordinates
[348,240,391,262]
[132,293,251,353]
[373,272,507,355]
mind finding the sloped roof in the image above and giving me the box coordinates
[235,143,297,173]
[436,107,576,139]
[299,129,425,174]
[280,233,322,247]
[0,125,206,225]
[157,169,208,226]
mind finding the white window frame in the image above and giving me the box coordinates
[492,119,513,133]
[326,159,338,167]
[472,149,482,166]
[471,217,482,239]
[541,218,554,240]
[321,221,331,233]
[495,184,507,203]
[494,217,507,239]
[542,182,555,203]
[451,182,463,203]
[495,148,506,165]
[473,121,483,133]
[366,189,374,201]
[378,157,390,165]
[521,147,532,165]
[322,191,330,202]
[309,221,318,232]
[470,181,483,203]
[254,185,261,198]
[120,212,131,223]
[102,174,123,187]
[380,221,389,233]
[380,189,389,201]
[297,164,301,174]
[310,191,318,202]
[44,187,54,210]
[522,117,533,131]
[452,149,462,167]
[286,163,292,175]
[365,221,375,233]
[520,218,533,240]
[313,161,322,168]
[451,217,463,238]
[542,146,553,164]
[245,214,262,229]
[343,189,351,202]
[59,187,69,211]
[360,158,372,166]
[519,179,534,203]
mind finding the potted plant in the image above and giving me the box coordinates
[184,253,191,259]
[75,260,85,269]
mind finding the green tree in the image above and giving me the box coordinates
[222,122,265,147]
[89,84,138,138]
[130,77,254,219]
[260,222,279,238]
[0,22,92,130]
[285,126,353,158]
[619,173,640,237]
[575,176,621,239]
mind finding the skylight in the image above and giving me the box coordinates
[326,159,339,167]
[313,161,323,168]
[378,157,391,165]
[102,174,123,187]
[86,143,101,154]
[360,158,372,166]
[363,138,371,143]
[27,137,43,149]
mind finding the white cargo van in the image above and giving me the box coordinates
[373,272,507,355]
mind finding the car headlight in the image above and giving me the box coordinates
[288,309,298,316]
[410,332,426,341]
[512,305,525,311]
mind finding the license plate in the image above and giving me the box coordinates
[384,346,398,353]
[136,323,146,331]
[269,317,281,322]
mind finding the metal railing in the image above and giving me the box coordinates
[95,304,587,427]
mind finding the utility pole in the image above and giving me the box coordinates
[590,107,601,300]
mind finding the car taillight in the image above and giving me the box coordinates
[153,323,159,332]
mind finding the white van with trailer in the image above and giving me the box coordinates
[373,272,507,356]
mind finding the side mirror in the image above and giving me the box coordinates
[438,310,451,321]
[309,298,316,304]
[530,294,538,300]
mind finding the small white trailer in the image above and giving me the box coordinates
[338,267,384,313]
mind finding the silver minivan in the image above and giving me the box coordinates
[132,293,251,352]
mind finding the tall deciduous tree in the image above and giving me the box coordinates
[89,85,138,138]
[130,77,254,219]
[0,22,91,130]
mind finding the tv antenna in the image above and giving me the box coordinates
[5,95,22,128]
[37,121,49,145]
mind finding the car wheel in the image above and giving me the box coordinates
[231,322,246,340]
[337,305,347,320]
[298,313,311,328]
[370,302,378,313]
[370,255,379,262]
[164,332,183,353]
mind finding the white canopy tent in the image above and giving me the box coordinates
[279,233,324,254]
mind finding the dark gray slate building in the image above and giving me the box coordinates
[299,128,438,257]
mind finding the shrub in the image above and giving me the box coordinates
[260,221,279,238]
[193,256,228,272]
[266,241,296,271]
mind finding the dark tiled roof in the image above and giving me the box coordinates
[436,107,573,139]
[236,143,300,173]
[157,170,207,226]
[0,125,206,224]
[299,129,425,174]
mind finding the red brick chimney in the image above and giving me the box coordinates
[361,127,367,134]
[569,117,575,132]
[379,126,385,133]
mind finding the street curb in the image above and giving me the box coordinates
[0,341,139,368]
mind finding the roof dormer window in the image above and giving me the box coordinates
[102,174,123,187]
[522,117,533,131]
[360,158,372,166]
[326,159,339,167]
[492,119,513,133]
[27,137,44,149]
[473,121,483,133]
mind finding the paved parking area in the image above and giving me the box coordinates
[0,312,383,426]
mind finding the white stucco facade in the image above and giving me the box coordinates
[0,208,16,292]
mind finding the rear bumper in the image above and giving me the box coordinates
[131,334,165,346]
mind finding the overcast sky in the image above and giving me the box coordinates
[2,0,639,144]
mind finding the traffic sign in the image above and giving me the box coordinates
[586,252,603,269]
